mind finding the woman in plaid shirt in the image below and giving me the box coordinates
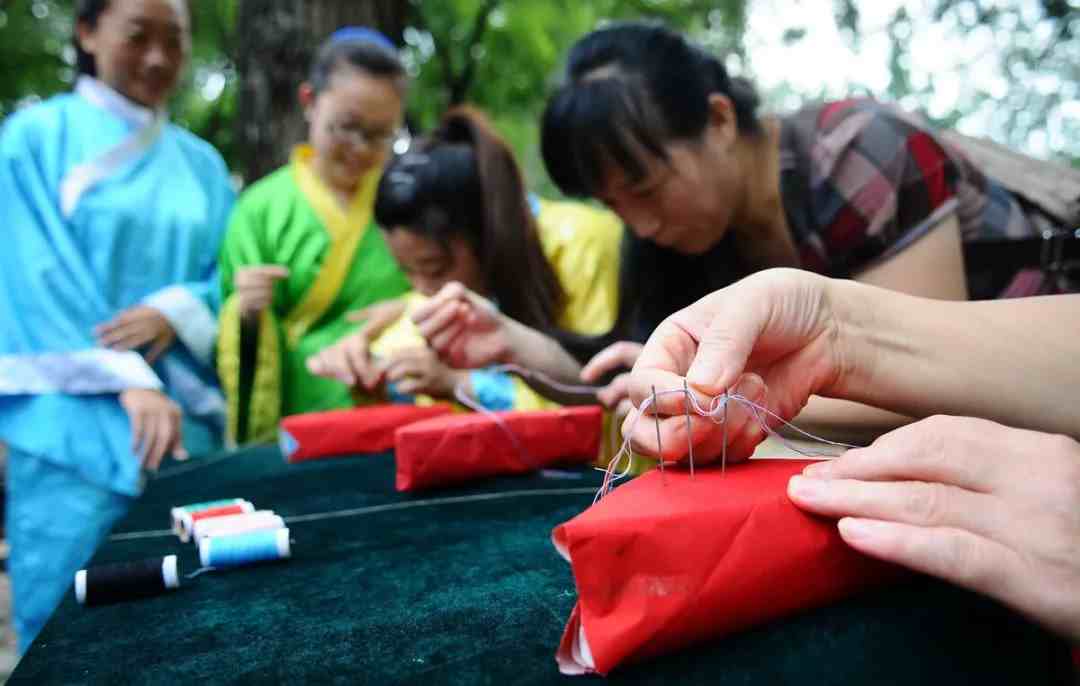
[538,21,1071,437]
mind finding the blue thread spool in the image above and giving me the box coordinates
[199,528,291,569]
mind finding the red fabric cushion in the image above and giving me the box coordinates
[553,459,903,676]
[280,404,454,463]
[394,406,604,492]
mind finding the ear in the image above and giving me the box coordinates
[76,20,99,59]
[298,83,316,120]
[706,93,739,149]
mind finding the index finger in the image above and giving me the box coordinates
[802,416,1005,493]
[237,265,290,284]
[581,342,643,382]
[346,297,407,326]
[629,318,713,414]
[411,282,466,325]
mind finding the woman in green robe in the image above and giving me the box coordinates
[218,28,410,444]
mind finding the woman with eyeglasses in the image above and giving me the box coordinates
[307,106,623,414]
[218,28,411,444]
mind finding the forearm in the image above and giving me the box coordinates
[832,280,1080,437]
[789,396,913,445]
[502,318,582,384]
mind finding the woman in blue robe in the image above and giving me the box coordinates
[0,0,234,652]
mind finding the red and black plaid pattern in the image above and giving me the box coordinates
[779,98,1040,294]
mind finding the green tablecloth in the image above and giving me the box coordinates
[11,445,1073,685]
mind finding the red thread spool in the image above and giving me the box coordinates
[179,502,255,541]
[189,504,249,522]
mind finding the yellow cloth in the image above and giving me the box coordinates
[367,197,634,466]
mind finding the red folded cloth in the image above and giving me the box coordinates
[552,459,902,676]
[394,406,604,491]
[280,404,454,463]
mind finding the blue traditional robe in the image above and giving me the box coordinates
[0,76,234,652]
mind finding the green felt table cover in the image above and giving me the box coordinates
[11,446,1073,685]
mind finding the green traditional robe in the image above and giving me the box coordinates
[218,145,410,444]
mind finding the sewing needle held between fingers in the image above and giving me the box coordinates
[652,385,665,484]
[683,379,694,478]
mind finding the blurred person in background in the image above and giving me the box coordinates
[217,28,411,445]
[0,0,234,652]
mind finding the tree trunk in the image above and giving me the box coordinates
[235,0,410,184]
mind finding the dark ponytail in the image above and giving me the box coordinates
[375,107,564,333]
[542,20,762,199]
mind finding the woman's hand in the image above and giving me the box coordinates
[306,298,407,390]
[96,306,177,364]
[789,415,1080,642]
[581,341,642,409]
[411,282,513,369]
[624,269,851,464]
[234,265,290,319]
[384,347,467,398]
[119,388,185,470]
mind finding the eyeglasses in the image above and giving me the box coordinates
[326,120,403,151]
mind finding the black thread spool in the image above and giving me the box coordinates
[75,555,180,607]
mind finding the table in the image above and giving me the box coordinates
[11,445,1073,685]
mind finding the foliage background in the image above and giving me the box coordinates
[1,0,1076,191]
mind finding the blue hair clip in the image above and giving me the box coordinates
[329,26,396,51]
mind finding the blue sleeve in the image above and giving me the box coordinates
[469,369,516,411]
[181,146,236,315]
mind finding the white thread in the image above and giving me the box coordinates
[109,487,599,541]
[593,388,860,503]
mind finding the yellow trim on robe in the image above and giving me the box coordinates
[218,293,283,446]
[282,145,381,349]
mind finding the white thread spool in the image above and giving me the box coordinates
[176,501,256,541]
[192,511,285,542]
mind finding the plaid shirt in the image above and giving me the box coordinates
[780,99,1044,296]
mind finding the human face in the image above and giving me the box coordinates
[304,69,403,192]
[383,229,486,298]
[77,0,190,108]
[597,97,745,255]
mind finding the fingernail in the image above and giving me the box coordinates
[802,460,832,477]
[788,475,825,502]
[838,518,884,543]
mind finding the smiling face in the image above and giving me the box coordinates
[383,228,486,298]
[77,0,190,108]
[596,94,746,256]
[303,67,404,194]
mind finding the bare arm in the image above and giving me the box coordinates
[626,268,1080,463]
[789,214,967,440]
[836,280,1080,437]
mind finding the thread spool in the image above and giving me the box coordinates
[192,510,284,542]
[199,528,291,569]
[75,555,180,606]
[178,502,256,541]
[170,498,249,535]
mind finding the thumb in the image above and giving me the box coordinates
[683,296,762,396]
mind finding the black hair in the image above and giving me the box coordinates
[308,34,406,95]
[75,0,110,76]
[541,21,761,198]
[374,107,564,335]
[74,0,192,77]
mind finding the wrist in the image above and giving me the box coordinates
[446,370,471,398]
[495,315,524,365]
[826,279,921,406]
